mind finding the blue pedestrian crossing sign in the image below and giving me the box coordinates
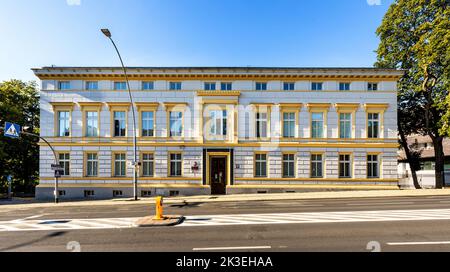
[4,122,21,139]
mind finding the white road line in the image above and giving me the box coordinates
[347,202,415,206]
[193,246,271,251]
[90,218,135,227]
[23,214,46,220]
[387,241,450,246]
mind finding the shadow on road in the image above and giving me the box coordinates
[169,201,204,208]
[0,231,66,252]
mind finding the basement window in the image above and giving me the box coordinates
[58,190,66,196]
[84,190,95,197]
[141,190,152,197]
[257,191,268,194]
[113,190,123,197]
[169,190,180,197]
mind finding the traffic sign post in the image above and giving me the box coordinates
[4,122,61,204]
[6,175,12,200]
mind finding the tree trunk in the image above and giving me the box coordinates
[399,126,421,189]
[432,136,445,189]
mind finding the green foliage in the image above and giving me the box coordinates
[0,80,40,195]
[375,0,450,138]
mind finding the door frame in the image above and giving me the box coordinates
[206,152,231,189]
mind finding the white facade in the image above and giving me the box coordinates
[33,67,402,199]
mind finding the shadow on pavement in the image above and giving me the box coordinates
[0,231,66,252]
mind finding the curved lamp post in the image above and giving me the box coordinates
[101,29,139,201]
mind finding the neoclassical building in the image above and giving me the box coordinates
[33,67,402,199]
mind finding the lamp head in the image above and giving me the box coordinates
[101,29,112,38]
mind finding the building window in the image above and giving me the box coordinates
[169,153,182,177]
[57,111,71,137]
[311,112,324,138]
[169,82,182,90]
[169,111,183,137]
[59,153,70,176]
[58,81,71,90]
[256,112,268,138]
[339,154,352,178]
[210,110,227,136]
[283,112,296,138]
[142,153,154,177]
[256,82,267,91]
[282,154,295,178]
[86,153,98,177]
[368,113,380,138]
[339,113,352,139]
[283,82,295,91]
[311,154,323,178]
[85,81,98,90]
[113,111,126,137]
[367,154,379,178]
[85,111,98,137]
[114,81,127,90]
[368,83,378,91]
[114,153,127,177]
[254,153,267,178]
[141,111,154,137]
[339,82,350,91]
[221,82,232,91]
[204,82,216,91]
[311,82,323,91]
[142,81,154,90]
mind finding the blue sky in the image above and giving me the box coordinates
[0,0,393,82]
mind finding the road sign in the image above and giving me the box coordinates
[51,164,64,171]
[54,170,62,178]
[4,122,21,139]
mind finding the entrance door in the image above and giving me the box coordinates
[210,157,227,195]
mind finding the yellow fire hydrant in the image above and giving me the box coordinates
[154,196,165,220]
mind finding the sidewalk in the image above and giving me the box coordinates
[1,189,450,210]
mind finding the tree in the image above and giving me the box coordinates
[376,0,450,189]
[0,80,40,196]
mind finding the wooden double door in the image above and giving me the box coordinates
[210,156,227,195]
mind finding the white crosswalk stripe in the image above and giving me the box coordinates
[3,208,450,231]
[179,208,450,227]
[0,218,139,232]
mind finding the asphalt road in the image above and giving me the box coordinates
[2,195,450,252]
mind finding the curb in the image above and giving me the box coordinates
[2,189,450,209]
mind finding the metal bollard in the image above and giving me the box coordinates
[154,196,165,220]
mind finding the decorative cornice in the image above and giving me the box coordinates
[33,73,403,81]
[77,102,104,111]
[135,102,160,111]
[335,103,360,111]
[364,103,390,111]
[106,102,131,110]
[49,102,75,111]
[163,102,188,111]
[307,103,332,111]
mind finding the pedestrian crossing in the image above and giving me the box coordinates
[3,208,450,231]
[179,208,450,227]
[0,217,138,232]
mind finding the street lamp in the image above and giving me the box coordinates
[22,126,60,204]
[101,28,139,201]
